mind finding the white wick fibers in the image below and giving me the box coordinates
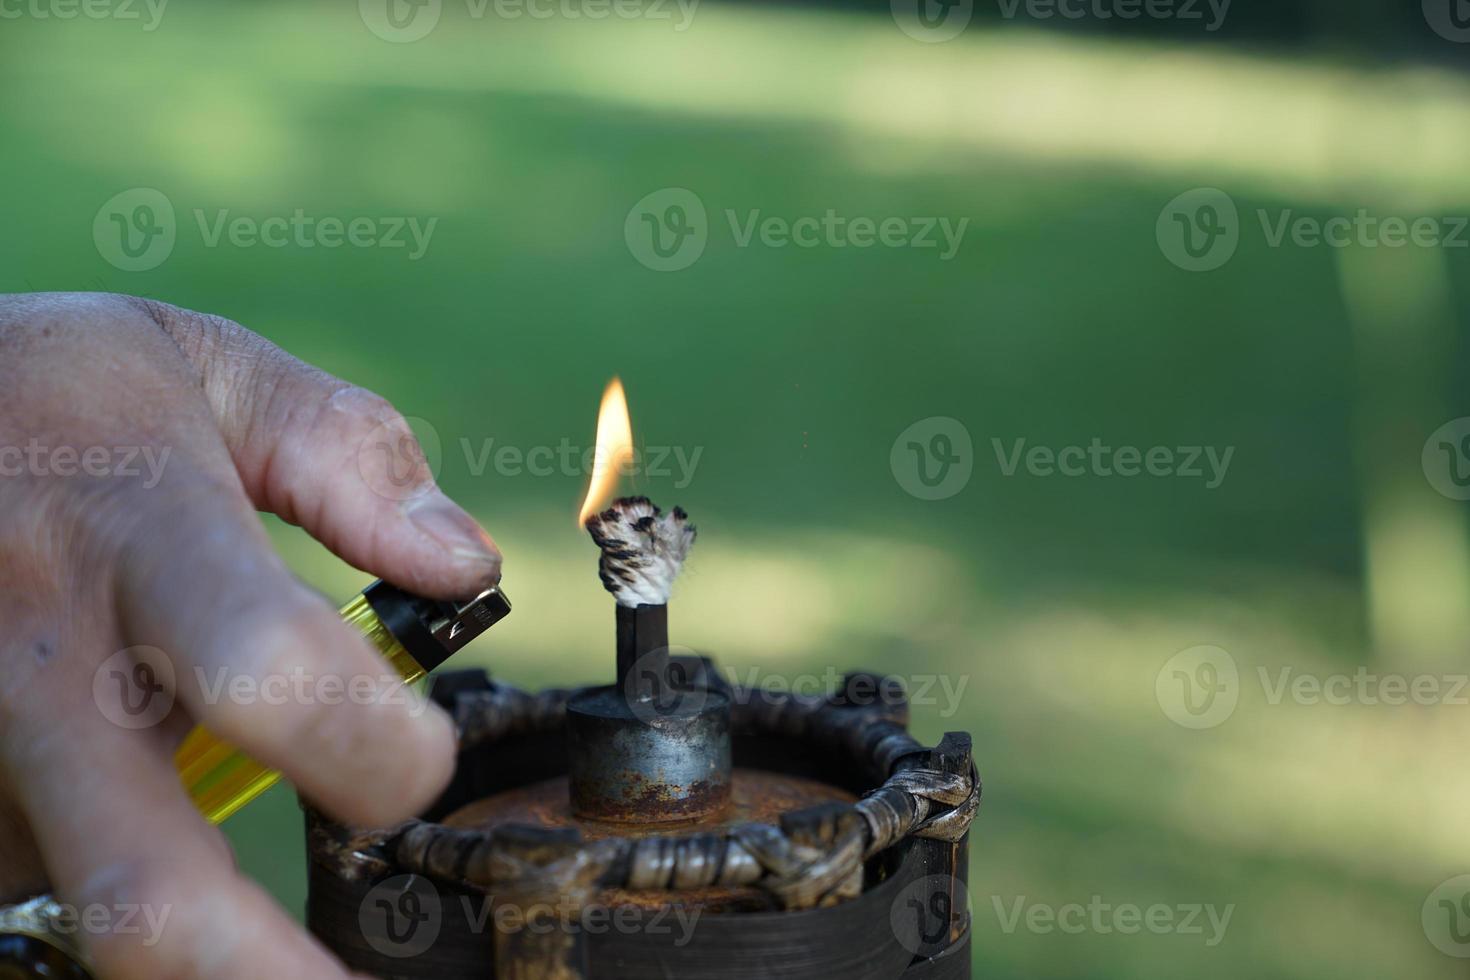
[584,497,696,607]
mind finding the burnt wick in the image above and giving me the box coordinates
[584,496,696,608]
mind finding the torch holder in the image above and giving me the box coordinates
[302,659,979,980]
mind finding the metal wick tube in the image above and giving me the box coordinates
[565,601,733,823]
[616,602,669,700]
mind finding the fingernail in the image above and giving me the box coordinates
[406,492,502,578]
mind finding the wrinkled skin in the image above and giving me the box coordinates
[0,293,502,979]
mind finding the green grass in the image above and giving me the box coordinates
[2,3,1468,977]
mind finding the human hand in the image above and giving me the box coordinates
[0,292,500,978]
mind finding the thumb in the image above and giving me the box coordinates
[134,298,500,599]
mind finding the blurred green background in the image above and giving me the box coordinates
[4,1,1470,977]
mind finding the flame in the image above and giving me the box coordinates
[577,377,635,526]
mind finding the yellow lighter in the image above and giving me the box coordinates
[177,579,511,824]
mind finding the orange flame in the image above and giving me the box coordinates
[577,377,634,526]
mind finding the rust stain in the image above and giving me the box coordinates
[586,771,729,824]
[444,769,856,911]
[447,769,853,841]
